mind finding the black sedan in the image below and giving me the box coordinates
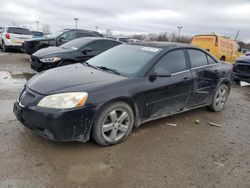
[30,37,121,72]
[13,42,232,146]
[233,55,250,83]
[23,29,103,54]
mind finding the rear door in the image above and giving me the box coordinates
[186,49,220,107]
[143,49,193,119]
[7,27,33,45]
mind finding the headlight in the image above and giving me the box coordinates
[40,57,61,63]
[37,92,88,109]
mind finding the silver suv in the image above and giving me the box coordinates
[0,26,33,52]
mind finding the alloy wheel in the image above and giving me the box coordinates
[101,108,130,142]
[214,87,227,111]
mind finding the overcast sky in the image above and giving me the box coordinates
[0,0,250,41]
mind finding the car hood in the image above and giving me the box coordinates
[27,63,126,95]
[33,46,74,58]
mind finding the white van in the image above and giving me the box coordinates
[0,26,33,52]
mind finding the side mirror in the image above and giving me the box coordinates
[59,37,66,42]
[82,47,93,54]
[149,67,172,79]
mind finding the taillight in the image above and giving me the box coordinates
[5,33,10,39]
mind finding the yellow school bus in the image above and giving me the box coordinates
[191,34,243,63]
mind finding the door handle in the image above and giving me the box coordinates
[214,69,219,73]
[183,77,188,80]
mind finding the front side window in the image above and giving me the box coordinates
[60,31,76,41]
[154,50,187,74]
[188,49,208,68]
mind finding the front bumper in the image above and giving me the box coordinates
[13,99,96,142]
[31,60,58,72]
[5,45,22,50]
[233,72,250,83]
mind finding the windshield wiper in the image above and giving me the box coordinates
[82,62,99,70]
[96,66,120,75]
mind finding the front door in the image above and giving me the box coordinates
[143,49,193,119]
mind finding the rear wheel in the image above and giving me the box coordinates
[208,84,229,112]
[92,102,134,146]
[220,56,226,61]
[2,41,7,52]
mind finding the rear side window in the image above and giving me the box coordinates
[207,55,217,64]
[155,50,187,74]
[88,40,120,51]
[188,49,208,68]
[77,32,96,37]
[7,27,32,35]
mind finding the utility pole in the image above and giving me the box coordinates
[177,26,183,41]
[36,21,39,31]
[74,18,79,29]
[95,26,98,32]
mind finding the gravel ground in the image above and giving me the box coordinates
[0,51,250,188]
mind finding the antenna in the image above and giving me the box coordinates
[235,30,240,40]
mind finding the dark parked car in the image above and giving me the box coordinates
[31,31,44,38]
[23,29,103,55]
[30,37,121,72]
[13,42,232,146]
[233,56,250,83]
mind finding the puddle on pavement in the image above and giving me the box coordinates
[0,71,35,89]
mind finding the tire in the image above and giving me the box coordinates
[92,101,134,146]
[233,78,240,84]
[208,84,229,112]
[220,56,225,61]
[2,41,7,52]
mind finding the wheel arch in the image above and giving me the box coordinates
[220,79,231,94]
[220,55,226,61]
[95,97,141,128]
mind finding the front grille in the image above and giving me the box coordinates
[20,91,36,106]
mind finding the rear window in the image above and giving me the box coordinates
[31,31,44,37]
[7,27,32,35]
[207,55,217,64]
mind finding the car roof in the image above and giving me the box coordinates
[4,26,29,29]
[63,29,103,36]
[71,37,122,43]
[130,41,195,49]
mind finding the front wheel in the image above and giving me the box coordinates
[208,84,229,112]
[92,102,134,146]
